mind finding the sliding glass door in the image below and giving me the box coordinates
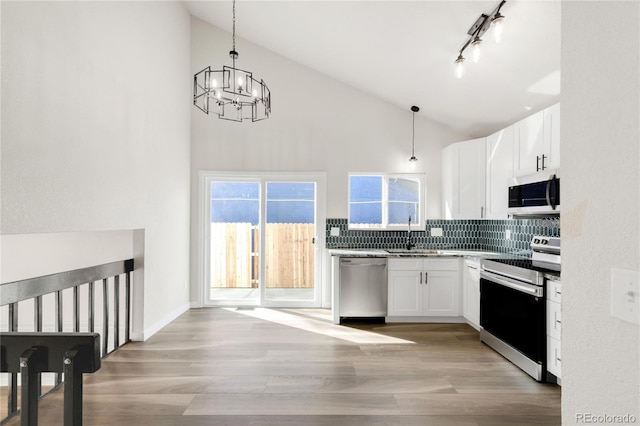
[203,173,325,307]
[264,182,316,303]
[209,181,261,303]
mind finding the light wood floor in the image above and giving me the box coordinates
[4,308,561,425]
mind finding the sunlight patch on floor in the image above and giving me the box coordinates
[225,308,415,345]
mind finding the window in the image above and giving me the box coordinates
[348,173,424,229]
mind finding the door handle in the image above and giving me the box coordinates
[419,272,423,284]
[546,174,558,210]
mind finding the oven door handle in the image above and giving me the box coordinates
[480,270,544,297]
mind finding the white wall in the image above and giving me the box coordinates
[1,231,134,283]
[562,2,640,423]
[189,17,463,303]
[1,1,192,339]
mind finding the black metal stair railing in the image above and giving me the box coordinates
[0,333,101,426]
[0,259,134,425]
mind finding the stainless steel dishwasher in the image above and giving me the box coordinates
[339,257,388,322]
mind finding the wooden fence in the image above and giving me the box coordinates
[210,223,314,289]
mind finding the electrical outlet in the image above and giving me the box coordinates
[611,268,640,325]
[430,227,443,237]
[505,229,511,240]
[330,227,340,237]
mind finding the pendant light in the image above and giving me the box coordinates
[409,106,419,165]
[193,0,271,122]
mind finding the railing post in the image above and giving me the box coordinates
[125,272,131,343]
[20,347,45,426]
[34,296,43,396]
[7,303,19,416]
[56,290,64,386]
[114,275,120,349]
[74,286,80,332]
[88,281,95,333]
[63,349,83,426]
[34,296,43,332]
[102,278,109,356]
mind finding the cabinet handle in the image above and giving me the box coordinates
[480,206,484,218]
[425,272,428,284]
[468,266,478,270]
[536,155,541,172]
[419,272,423,284]
[556,319,561,325]
[542,154,547,170]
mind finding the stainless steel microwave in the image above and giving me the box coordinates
[508,170,560,215]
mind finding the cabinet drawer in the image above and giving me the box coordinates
[547,279,562,303]
[424,258,460,271]
[547,336,561,377]
[547,300,561,340]
[388,258,423,271]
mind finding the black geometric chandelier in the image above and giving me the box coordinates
[193,0,271,122]
[454,0,506,79]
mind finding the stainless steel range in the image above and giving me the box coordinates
[480,236,561,382]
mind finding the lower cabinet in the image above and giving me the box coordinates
[546,279,562,381]
[388,258,460,317]
[462,259,481,329]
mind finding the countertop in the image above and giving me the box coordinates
[328,248,507,259]
[329,248,561,279]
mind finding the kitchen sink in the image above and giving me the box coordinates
[383,249,441,256]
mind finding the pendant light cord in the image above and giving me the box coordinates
[232,0,236,52]
[412,112,416,156]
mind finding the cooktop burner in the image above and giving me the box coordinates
[486,257,561,273]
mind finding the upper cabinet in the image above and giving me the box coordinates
[514,103,560,177]
[441,103,559,219]
[442,138,486,219]
[544,103,560,171]
[485,125,514,219]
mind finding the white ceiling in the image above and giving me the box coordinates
[183,0,561,137]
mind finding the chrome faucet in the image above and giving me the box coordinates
[406,215,415,250]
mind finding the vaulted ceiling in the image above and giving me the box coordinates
[183,1,561,138]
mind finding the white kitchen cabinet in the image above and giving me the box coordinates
[514,103,560,177]
[441,143,459,219]
[462,259,480,329]
[546,278,562,381]
[543,103,560,170]
[388,258,460,317]
[485,125,514,219]
[514,110,544,176]
[442,138,486,219]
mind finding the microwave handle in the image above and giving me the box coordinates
[546,174,558,210]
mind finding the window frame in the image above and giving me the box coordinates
[347,172,426,231]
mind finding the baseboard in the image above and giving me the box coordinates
[384,316,467,323]
[131,302,190,341]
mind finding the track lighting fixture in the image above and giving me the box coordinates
[454,0,506,78]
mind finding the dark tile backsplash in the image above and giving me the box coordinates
[326,217,560,256]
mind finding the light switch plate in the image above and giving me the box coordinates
[611,268,640,325]
[330,227,340,237]
[430,227,443,237]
